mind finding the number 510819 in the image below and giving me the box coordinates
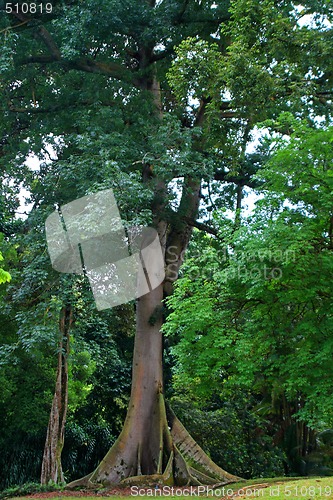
[5,3,53,14]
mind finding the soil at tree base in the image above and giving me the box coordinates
[13,483,272,499]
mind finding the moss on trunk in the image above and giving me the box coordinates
[67,286,240,488]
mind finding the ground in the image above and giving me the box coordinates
[10,477,333,500]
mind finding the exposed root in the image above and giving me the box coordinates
[66,473,95,489]
[121,451,174,487]
[138,444,144,476]
[167,405,242,484]
[67,397,242,489]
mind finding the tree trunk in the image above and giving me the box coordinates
[67,72,241,489]
[67,282,240,488]
[41,305,72,484]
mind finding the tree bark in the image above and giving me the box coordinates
[66,67,241,489]
[41,305,72,484]
[67,280,240,487]
[67,190,241,488]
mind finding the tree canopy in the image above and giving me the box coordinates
[0,0,333,488]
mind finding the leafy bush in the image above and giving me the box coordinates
[0,421,115,489]
[62,420,116,482]
[0,481,63,499]
[171,393,286,479]
[0,431,45,489]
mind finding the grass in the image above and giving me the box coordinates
[10,477,333,499]
[234,477,333,499]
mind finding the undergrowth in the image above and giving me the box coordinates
[0,481,64,499]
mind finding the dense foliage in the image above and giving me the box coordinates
[0,0,333,488]
[164,119,333,474]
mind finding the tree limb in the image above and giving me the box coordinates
[183,217,219,236]
[19,55,59,64]
[18,55,136,84]
[64,58,133,81]
[10,8,134,84]
[214,170,262,189]
[7,97,118,114]
[164,177,201,295]
[0,20,29,33]
[34,25,61,60]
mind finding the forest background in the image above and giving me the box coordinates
[1,0,333,489]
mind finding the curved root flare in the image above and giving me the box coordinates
[67,396,241,489]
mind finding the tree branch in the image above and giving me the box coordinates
[64,58,133,82]
[8,9,61,59]
[34,25,61,59]
[183,217,219,236]
[18,55,136,85]
[0,19,29,33]
[164,177,201,295]
[19,55,58,64]
[194,99,209,127]
[214,170,262,189]
[10,8,135,84]
[7,97,118,114]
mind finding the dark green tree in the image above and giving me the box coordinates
[1,0,332,487]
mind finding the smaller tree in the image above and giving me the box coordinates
[41,305,72,485]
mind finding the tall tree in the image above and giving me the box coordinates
[1,0,332,487]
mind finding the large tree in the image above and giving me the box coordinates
[1,0,332,487]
